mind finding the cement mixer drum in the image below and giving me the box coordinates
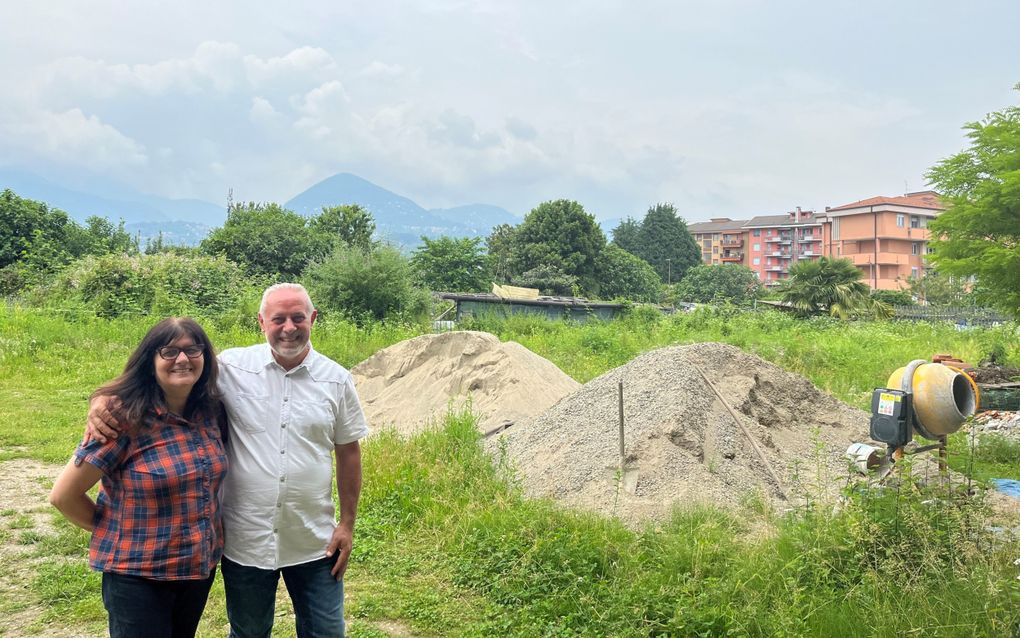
[887,363,977,438]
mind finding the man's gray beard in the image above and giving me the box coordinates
[271,341,309,360]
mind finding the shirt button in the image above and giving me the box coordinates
[273,528,278,534]
[280,450,286,455]
[282,424,287,429]
[280,477,285,483]
[284,397,289,402]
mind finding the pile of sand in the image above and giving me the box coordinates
[352,331,580,436]
[491,342,870,524]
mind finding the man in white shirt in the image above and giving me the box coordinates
[89,283,368,638]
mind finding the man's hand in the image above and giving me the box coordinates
[326,523,353,580]
[85,396,124,444]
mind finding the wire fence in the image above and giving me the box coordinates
[892,305,1010,327]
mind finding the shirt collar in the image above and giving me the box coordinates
[259,341,318,372]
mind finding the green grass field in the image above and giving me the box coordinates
[2,305,1019,636]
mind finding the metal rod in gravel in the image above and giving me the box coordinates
[693,363,788,501]
[618,381,625,473]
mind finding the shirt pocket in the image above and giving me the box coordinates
[225,393,272,434]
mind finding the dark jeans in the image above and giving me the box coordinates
[101,570,216,638]
[222,555,344,638]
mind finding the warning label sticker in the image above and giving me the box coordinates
[877,392,900,416]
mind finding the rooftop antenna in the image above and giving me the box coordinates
[904,180,909,195]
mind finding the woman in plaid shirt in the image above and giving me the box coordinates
[50,317,228,638]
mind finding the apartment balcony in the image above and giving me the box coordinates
[721,237,743,247]
[720,253,743,262]
[798,236,820,243]
[777,252,793,259]
[765,265,785,272]
[846,252,911,266]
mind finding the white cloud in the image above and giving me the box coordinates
[0,107,147,172]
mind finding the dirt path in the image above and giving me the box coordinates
[0,454,93,637]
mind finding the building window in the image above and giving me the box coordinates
[832,217,840,240]
[703,239,711,249]
[712,246,719,254]
[712,233,720,240]
[926,245,935,254]
[912,242,920,255]
[752,257,760,265]
[911,267,919,278]
[702,253,711,262]
[910,216,920,228]
[897,214,905,228]
[753,229,761,237]
[753,243,760,251]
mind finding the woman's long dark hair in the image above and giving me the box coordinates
[92,317,220,430]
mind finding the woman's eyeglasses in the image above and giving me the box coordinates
[157,345,205,360]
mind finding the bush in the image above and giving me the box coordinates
[303,244,431,323]
[41,253,251,319]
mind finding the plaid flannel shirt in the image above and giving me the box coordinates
[75,407,227,581]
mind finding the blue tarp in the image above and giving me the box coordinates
[991,479,1020,499]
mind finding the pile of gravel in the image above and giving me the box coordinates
[492,342,869,523]
[970,411,1020,443]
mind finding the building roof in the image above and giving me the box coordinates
[743,213,823,228]
[827,190,944,212]
[439,292,625,309]
[688,218,748,233]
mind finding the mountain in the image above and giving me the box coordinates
[3,168,520,249]
[0,169,224,246]
[285,173,518,246]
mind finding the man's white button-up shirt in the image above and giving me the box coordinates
[217,342,369,569]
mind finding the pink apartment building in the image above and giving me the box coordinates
[687,191,944,290]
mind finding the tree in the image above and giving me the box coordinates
[611,217,641,254]
[925,87,1020,317]
[594,244,662,302]
[201,202,315,278]
[486,223,518,283]
[905,271,976,307]
[634,203,700,283]
[411,235,490,292]
[674,264,763,305]
[1,189,80,269]
[81,216,138,256]
[0,189,137,293]
[779,256,891,319]
[308,204,376,252]
[510,199,606,295]
[303,244,430,323]
[512,264,578,297]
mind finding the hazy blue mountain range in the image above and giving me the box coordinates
[285,173,518,246]
[0,169,519,248]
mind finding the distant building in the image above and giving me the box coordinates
[685,191,944,290]
[688,218,747,267]
[823,191,943,290]
[743,207,826,288]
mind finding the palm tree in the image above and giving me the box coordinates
[779,257,892,319]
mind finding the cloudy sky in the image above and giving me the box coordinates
[1,1,1018,221]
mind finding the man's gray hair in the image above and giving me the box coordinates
[259,283,314,316]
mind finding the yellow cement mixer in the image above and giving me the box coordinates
[869,359,978,446]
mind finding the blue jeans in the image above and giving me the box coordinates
[221,555,345,638]
[101,570,216,638]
